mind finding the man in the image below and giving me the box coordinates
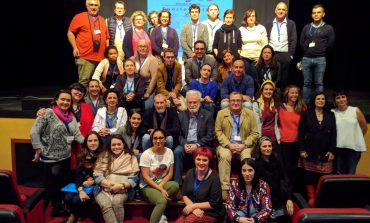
[202,4,223,54]
[180,4,209,60]
[220,59,254,109]
[67,0,109,86]
[141,93,180,151]
[300,4,335,103]
[106,0,132,62]
[183,40,218,94]
[215,92,259,201]
[266,1,297,89]
[157,48,187,111]
[173,90,215,185]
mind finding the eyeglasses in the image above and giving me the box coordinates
[153,137,165,141]
[230,99,242,103]
[88,3,99,7]
[195,48,205,51]
[164,56,175,60]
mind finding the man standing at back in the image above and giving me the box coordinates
[181,4,209,61]
[106,0,132,62]
[67,0,109,87]
[266,1,297,89]
[202,4,223,54]
[300,4,335,103]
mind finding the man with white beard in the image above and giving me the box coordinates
[173,90,215,186]
[141,93,180,151]
[202,3,223,54]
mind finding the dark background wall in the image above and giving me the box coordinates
[3,0,368,92]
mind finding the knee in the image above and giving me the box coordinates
[174,146,184,157]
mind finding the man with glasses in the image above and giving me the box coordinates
[215,91,259,201]
[68,0,109,87]
[173,90,215,186]
[183,40,218,95]
[106,0,132,62]
[157,48,187,111]
[141,93,180,151]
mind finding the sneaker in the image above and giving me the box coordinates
[66,213,78,223]
[159,214,168,223]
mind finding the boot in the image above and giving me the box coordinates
[306,185,315,207]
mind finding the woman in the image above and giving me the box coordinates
[213,9,242,62]
[94,134,139,223]
[252,136,293,223]
[92,45,124,93]
[134,39,158,111]
[84,79,105,116]
[150,9,179,58]
[148,10,159,35]
[255,45,281,90]
[225,158,272,223]
[190,63,218,114]
[278,85,306,190]
[298,91,336,207]
[239,9,268,81]
[65,131,104,223]
[69,83,95,169]
[123,11,152,60]
[114,111,143,157]
[217,49,234,86]
[140,129,180,223]
[252,80,280,144]
[176,147,224,223]
[332,90,367,174]
[92,89,127,145]
[30,89,84,216]
[114,58,146,112]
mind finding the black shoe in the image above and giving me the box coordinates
[51,208,70,217]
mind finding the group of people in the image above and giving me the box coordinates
[28,0,367,223]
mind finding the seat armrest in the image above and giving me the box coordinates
[292,192,310,209]
[22,189,46,213]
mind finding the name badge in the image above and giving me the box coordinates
[94,29,101,35]
[162,43,168,49]
[309,42,315,48]
[233,135,241,141]
[66,136,74,143]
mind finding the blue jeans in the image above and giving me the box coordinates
[142,134,174,151]
[335,147,362,174]
[302,56,326,104]
[242,57,257,81]
[144,92,155,111]
[173,145,191,185]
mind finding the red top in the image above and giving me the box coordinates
[278,105,301,142]
[69,12,109,62]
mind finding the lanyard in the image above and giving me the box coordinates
[207,21,220,36]
[231,113,241,135]
[193,168,209,200]
[160,26,168,43]
[58,106,71,133]
[134,28,145,40]
[109,64,117,85]
[88,95,100,115]
[130,135,137,149]
[308,22,324,38]
[125,78,135,93]
[264,68,270,80]
[276,21,283,42]
[88,14,101,43]
[117,23,123,39]
[137,55,148,73]
[105,108,118,128]
[192,24,198,45]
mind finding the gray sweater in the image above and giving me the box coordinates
[30,108,84,162]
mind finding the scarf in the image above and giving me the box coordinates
[52,105,73,124]
[153,109,168,131]
[94,150,139,178]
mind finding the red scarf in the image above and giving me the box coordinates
[52,105,73,124]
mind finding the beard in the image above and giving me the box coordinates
[156,108,166,114]
[188,106,200,114]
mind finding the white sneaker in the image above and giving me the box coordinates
[159,214,168,223]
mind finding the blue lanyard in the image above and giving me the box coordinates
[125,78,134,93]
[109,64,117,85]
[130,135,137,149]
[58,106,71,133]
[276,21,283,42]
[264,68,270,80]
[105,108,118,128]
[231,113,241,135]
[207,21,220,36]
[88,95,100,115]
[117,23,123,39]
[160,26,168,43]
[192,24,197,44]
[193,168,209,200]
[308,23,324,38]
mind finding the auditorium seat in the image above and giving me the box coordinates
[294,174,370,208]
[293,208,370,223]
[0,170,46,223]
[0,204,26,223]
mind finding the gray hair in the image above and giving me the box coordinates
[186,90,202,101]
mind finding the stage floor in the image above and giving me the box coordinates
[1,86,370,120]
